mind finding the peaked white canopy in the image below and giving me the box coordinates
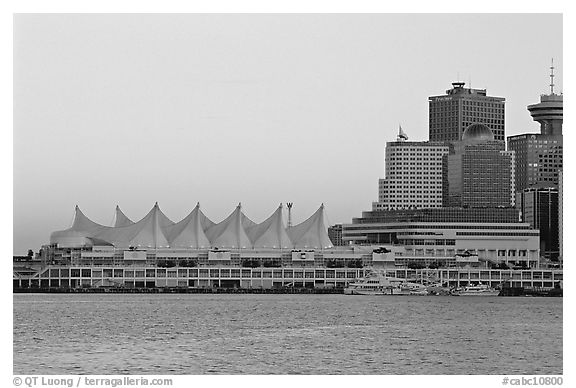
[287,204,333,249]
[114,206,134,227]
[206,204,254,249]
[166,203,212,249]
[49,203,334,250]
[49,206,108,247]
[247,204,292,249]
[94,203,172,248]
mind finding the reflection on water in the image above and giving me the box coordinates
[13,294,562,374]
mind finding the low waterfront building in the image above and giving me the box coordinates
[14,202,555,292]
[14,265,562,291]
[42,203,363,270]
[342,207,539,268]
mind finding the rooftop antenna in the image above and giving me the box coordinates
[550,58,555,94]
[287,203,293,229]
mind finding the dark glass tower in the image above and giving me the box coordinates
[516,187,559,260]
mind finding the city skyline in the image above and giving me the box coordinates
[13,14,562,255]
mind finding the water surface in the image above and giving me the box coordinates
[13,294,562,374]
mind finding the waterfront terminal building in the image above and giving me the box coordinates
[14,201,559,292]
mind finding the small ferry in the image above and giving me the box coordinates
[344,271,428,295]
[451,283,500,296]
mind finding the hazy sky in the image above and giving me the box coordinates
[13,14,562,255]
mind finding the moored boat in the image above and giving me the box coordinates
[451,283,499,296]
[344,271,429,295]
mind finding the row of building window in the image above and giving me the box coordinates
[42,268,364,279]
[455,232,540,237]
[345,224,531,231]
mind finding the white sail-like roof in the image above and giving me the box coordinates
[206,204,253,249]
[114,206,134,227]
[247,204,292,249]
[94,203,171,248]
[50,206,108,246]
[166,203,211,249]
[287,204,334,249]
[49,202,334,250]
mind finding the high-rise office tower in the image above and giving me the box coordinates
[516,187,559,260]
[558,169,562,261]
[373,128,449,211]
[429,82,506,143]
[443,124,515,208]
[507,62,563,192]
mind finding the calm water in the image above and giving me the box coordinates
[13,294,562,375]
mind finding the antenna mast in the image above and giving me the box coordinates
[550,58,555,94]
[287,203,293,229]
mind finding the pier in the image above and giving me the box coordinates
[13,266,563,293]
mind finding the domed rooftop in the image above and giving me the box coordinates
[462,123,494,142]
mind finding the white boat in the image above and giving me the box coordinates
[408,287,430,296]
[426,282,452,296]
[451,283,500,296]
[344,271,429,295]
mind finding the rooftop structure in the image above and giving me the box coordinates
[508,61,563,192]
[429,82,505,143]
[353,207,520,224]
[527,60,563,136]
[50,203,333,250]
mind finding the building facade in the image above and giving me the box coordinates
[558,169,562,261]
[373,139,449,211]
[342,207,539,268]
[429,82,505,143]
[507,134,562,192]
[516,187,559,260]
[507,66,563,193]
[443,124,515,208]
[328,224,345,246]
[527,93,563,136]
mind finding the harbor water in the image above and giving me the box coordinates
[13,294,562,375]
